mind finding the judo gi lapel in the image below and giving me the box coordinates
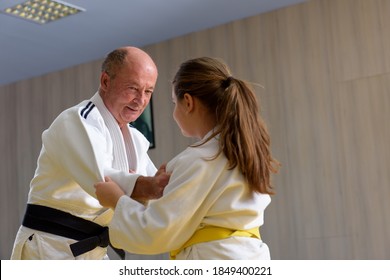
[120,125,138,172]
[91,93,129,172]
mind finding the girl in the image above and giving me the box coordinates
[95,57,280,259]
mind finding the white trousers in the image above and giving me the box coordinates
[11,226,108,260]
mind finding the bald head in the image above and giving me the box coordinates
[101,46,157,79]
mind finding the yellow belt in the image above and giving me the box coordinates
[170,225,260,259]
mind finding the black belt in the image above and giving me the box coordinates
[22,204,125,259]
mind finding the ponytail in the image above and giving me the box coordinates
[217,77,279,194]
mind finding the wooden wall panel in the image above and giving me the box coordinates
[334,74,390,259]
[325,0,390,81]
[0,87,19,258]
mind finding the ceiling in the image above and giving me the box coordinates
[0,0,306,86]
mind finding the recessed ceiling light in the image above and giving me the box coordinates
[2,0,85,24]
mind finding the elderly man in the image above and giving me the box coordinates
[11,46,169,260]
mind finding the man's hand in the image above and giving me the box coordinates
[131,163,171,202]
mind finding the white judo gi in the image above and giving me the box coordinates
[11,92,158,260]
[109,131,272,260]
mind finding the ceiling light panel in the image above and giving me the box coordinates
[3,0,85,24]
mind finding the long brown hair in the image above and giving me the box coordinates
[173,57,279,194]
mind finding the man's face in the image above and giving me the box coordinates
[102,61,157,128]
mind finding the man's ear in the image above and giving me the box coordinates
[183,93,194,113]
[100,72,110,91]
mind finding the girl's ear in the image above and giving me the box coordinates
[183,93,194,113]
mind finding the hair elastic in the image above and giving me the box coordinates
[222,76,234,88]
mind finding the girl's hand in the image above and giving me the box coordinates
[94,176,125,209]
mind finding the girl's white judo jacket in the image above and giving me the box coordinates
[109,131,272,260]
[11,92,157,260]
